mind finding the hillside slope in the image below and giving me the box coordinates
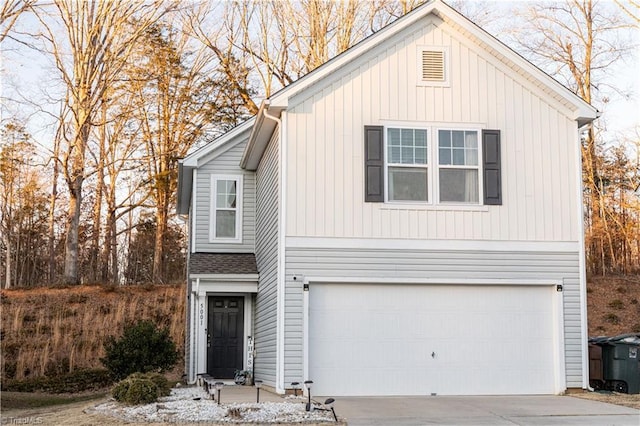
[1,284,185,381]
[587,275,640,337]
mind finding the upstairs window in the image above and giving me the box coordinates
[437,130,479,203]
[210,175,243,243]
[387,128,429,202]
[365,125,501,206]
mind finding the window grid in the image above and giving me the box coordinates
[384,126,482,205]
[210,175,243,243]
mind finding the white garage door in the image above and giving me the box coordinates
[308,284,560,396]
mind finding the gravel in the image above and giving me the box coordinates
[89,387,336,424]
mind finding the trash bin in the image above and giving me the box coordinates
[601,333,640,394]
[588,341,604,390]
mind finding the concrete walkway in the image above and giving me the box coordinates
[330,395,639,425]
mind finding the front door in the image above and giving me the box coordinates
[207,296,244,378]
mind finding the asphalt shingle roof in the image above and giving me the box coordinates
[189,252,258,275]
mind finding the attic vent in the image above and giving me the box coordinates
[421,50,445,81]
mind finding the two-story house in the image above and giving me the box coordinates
[177,0,597,396]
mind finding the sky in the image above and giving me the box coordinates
[1,0,638,160]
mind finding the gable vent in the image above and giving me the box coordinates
[421,50,445,81]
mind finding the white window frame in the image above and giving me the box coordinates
[435,128,482,205]
[383,123,483,207]
[416,45,450,87]
[384,125,432,203]
[209,174,243,243]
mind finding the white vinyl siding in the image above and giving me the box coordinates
[194,141,255,252]
[254,132,280,387]
[284,13,579,241]
[283,242,584,390]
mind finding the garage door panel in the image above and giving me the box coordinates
[309,284,558,396]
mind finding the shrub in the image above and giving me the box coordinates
[604,313,620,324]
[608,299,624,310]
[101,320,178,380]
[112,380,131,402]
[124,378,158,405]
[111,372,171,405]
[146,372,171,397]
[2,368,113,393]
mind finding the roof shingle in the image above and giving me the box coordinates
[189,253,258,275]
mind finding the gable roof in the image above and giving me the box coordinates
[240,0,598,170]
[176,118,255,214]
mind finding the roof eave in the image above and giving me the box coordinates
[176,161,194,215]
[183,117,256,168]
[240,103,285,171]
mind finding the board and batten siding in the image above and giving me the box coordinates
[194,140,256,252]
[254,132,280,387]
[283,245,584,388]
[284,14,580,242]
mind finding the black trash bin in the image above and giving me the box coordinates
[601,333,640,394]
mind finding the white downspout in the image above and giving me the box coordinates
[262,103,287,394]
[576,122,593,391]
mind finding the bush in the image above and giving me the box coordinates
[608,299,624,310]
[101,320,178,380]
[2,368,113,393]
[125,378,158,405]
[111,372,171,405]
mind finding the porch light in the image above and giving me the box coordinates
[291,381,300,397]
[254,379,263,403]
[304,380,313,411]
[215,382,224,404]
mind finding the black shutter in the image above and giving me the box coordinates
[482,129,502,205]
[364,126,384,202]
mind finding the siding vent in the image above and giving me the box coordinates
[421,50,445,82]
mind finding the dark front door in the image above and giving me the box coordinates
[207,296,244,378]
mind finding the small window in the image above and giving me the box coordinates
[417,46,449,87]
[210,175,243,243]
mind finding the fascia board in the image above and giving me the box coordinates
[268,1,439,107]
[268,0,596,124]
[183,117,256,167]
[436,3,597,121]
[241,104,284,171]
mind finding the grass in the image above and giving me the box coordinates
[1,284,185,382]
[0,390,108,411]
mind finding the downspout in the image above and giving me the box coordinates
[576,120,594,392]
[262,102,287,394]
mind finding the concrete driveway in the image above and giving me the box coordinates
[332,395,639,425]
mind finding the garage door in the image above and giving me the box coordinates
[308,284,559,396]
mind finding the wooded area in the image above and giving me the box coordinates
[1,0,638,287]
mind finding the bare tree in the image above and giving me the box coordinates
[32,0,174,284]
[614,0,640,24]
[186,0,411,108]
[0,0,35,43]
[509,0,634,274]
[128,22,234,283]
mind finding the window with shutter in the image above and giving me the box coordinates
[364,124,502,207]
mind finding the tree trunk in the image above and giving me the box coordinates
[63,179,82,285]
[3,229,10,289]
[152,193,167,284]
[48,139,59,284]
